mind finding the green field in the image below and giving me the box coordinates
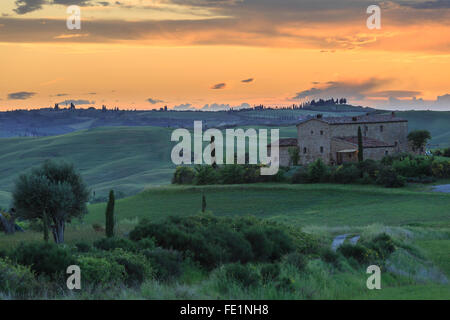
[0,126,176,206]
[86,184,450,227]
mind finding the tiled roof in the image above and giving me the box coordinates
[268,138,298,147]
[298,114,407,126]
[333,136,394,148]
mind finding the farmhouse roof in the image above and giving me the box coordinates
[297,113,407,126]
[333,136,395,148]
[268,138,298,147]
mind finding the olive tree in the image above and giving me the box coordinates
[12,161,89,244]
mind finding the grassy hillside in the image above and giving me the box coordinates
[86,184,450,227]
[397,111,450,148]
[0,126,176,207]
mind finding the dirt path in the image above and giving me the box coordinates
[432,185,450,193]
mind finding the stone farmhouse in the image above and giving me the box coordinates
[273,113,410,167]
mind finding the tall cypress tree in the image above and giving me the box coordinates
[105,190,115,238]
[358,126,364,163]
[202,193,206,213]
[43,210,49,242]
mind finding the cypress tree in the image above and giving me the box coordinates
[43,210,49,242]
[358,126,364,162]
[202,193,206,213]
[105,190,115,238]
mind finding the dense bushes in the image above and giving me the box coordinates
[0,258,39,298]
[76,255,125,286]
[172,164,287,185]
[376,167,406,188]
[11,243,76,279]
[130,215,314,269]
[143,248,184,282]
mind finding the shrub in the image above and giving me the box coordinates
[366,233,395,260]
[194,165,219,185]
[136,237,157,251]
[103,249,153,285]
[431,159,450,178]
[12,243,76,279]
[283,252,308,271]
[0,258,39,298]
[320,248,340,267]
[307,159,329,183]
[143,248,184,282]
[332,164,361,184]
[172,166,196,185]
[392,156,432,177]
[75,242,92,253]
[76,255,125,287]
[260,263,281,283]
[443,148,450,158]
[338,244,376,264]
[291,166,310,184]
[93,237,137,252]
[219,165,245,184]
[376,167,405,188]
[223,263,260,288]
[358,159,380,178]
[129,215,303,269]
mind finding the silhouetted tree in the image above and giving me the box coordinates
[358,126,364,162]
[202,193,206,213]
[105,190,115,238]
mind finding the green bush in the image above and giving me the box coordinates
[77,255,125,286]
[291,166,310,184]
[283,252,308,271]
[143,248,183,282]
[194,165,219,185]
[12,243,76,279]
[75,242,92,253]
[332,164,361,184]
[338,244,377,264]
[366,233,396,260]
[219,164,245,184]
[431,159,450,178]
[0,258,39,298]
[392,156,432,177]
[105,249,153,285]
[358,159,380,178]
[320,248,340,267]
[223,263,260,288]
[129,215,304,269]
[260,263,281,283]
[307,159,329,183]
[376,167,406,188]
[136,237,157,251]
[172,166,196,185]
[93,237,137,252]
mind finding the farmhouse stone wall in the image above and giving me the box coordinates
[297,119,331,165]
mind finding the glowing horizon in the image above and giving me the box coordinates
[1,0,450,111]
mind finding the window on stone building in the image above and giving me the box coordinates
[320,130,324,135]
[303,147,307,154]
[320,146,324,153]
[380,125,384,132]
[311,130,314,135]
[385,150,389,155]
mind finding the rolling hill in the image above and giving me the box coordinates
[0,126,176,207]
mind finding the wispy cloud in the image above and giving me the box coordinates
[241,78,254,83]
[7,91,36,100]
[57,99,95,105]
[211,83,226,90]
[147,98,164,104]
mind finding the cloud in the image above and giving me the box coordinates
[54,93,69,96]
[368,90,422,98]
[241,78,254,83]
[7,91,36,100]
[401,0,450,9]
[211,83,226,90]
[57,99,95,105]
[147,98,164,104]
[172,103,193,110]
[292,78,386,101]
[13,0,46,15]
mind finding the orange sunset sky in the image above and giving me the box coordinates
[0,0,449,111]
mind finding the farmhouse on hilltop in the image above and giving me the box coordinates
[273,113,411,166]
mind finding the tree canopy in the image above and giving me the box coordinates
[13,160,89,243]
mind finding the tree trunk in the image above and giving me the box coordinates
[51,218,65,244]
[0,212,16,234]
